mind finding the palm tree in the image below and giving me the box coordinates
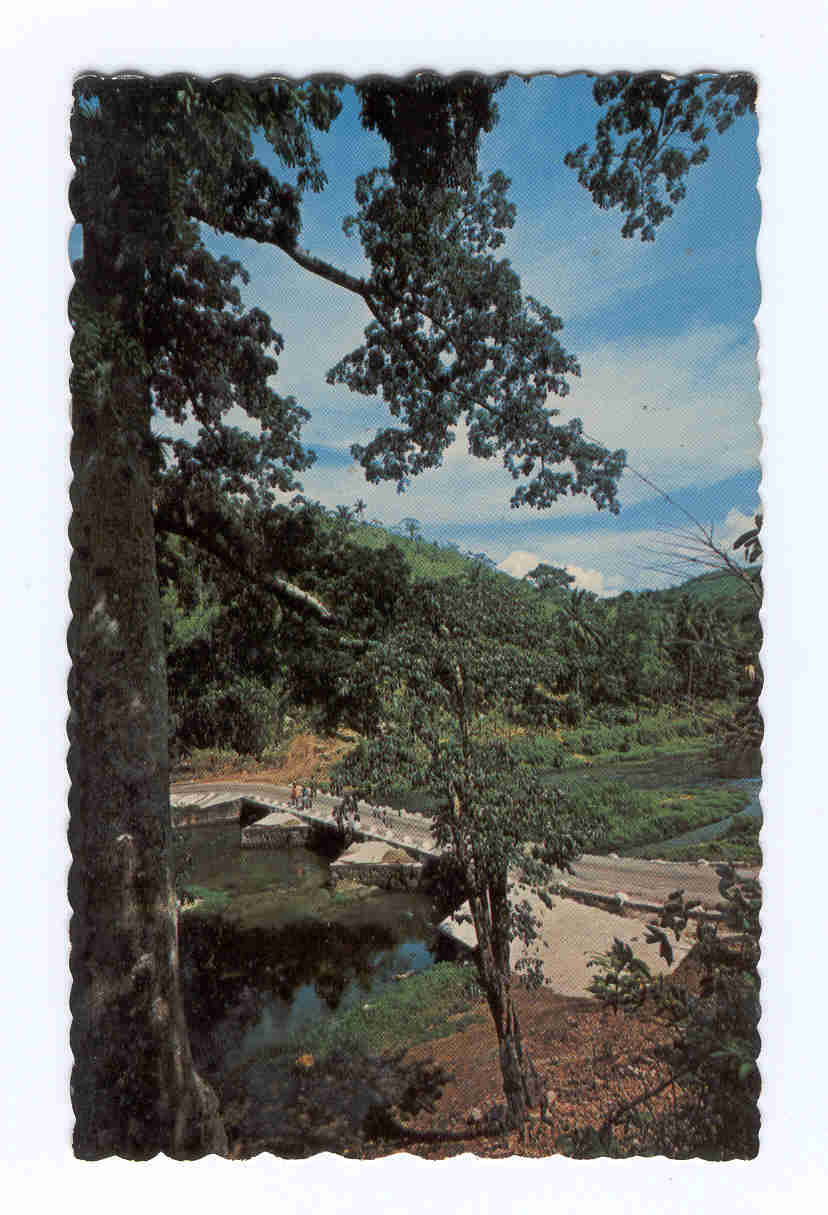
[562,589,604,696]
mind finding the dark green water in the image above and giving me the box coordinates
[175,824,453,1084]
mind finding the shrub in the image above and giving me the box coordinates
[565,875,761,1159]
[636,723,667,746]
[177,677,283,758]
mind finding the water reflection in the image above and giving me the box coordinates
[175,823,449,1081]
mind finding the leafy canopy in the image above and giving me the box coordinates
[330,166,626,510]
[565,72,756,241]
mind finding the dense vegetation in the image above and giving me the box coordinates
[162,505,762,770]
[69,71,758,1156]
[578,870,761,1159]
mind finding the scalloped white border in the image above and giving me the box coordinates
[3,1,824,1210]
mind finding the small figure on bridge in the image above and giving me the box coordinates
[290,781,298,808]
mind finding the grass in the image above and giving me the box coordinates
[244,961,484,1069]
[510,704,729,770]
[562,782,752,851]
[630,812,762,866]
[178,883,232,915]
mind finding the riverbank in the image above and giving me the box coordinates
[170,703,754,792]
[220,947,711,1160]
[172,781,760,1157]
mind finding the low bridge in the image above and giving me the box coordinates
[172,780,436,851]
[171,778,755,915]
[171,780,439,892]
[170,778,759,998]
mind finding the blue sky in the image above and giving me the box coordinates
[73,76,761,594]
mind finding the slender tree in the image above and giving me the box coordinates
[331,573,604,1128]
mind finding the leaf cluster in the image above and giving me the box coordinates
[329,167,625,510]
[565,72,756,241]
[583,869,761,1158]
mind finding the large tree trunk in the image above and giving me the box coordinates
[67,361,227,1159]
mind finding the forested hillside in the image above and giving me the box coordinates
[162,501,762,770]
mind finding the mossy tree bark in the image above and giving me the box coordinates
[67,332,227,1158]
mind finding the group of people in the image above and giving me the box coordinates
[289,780,315,811]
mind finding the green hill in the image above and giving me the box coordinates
[656,567,761,610]
[348,519,760,609]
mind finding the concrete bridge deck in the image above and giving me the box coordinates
[171,778,759,998]
[171,780,438,857]
[171,779,754,911]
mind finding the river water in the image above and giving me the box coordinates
[176,747,761,1101]
[175,823,455,1086]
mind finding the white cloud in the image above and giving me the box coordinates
[565,564,623,597]
[497,550,541,579]
[491,526,697,595]
[719,506,760,552]
[498,550,635,598]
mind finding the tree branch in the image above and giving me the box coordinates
[279,240,372,299]
[280,239,456,402]
[155,505,342,626]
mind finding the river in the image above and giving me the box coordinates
[175,823,456,1086]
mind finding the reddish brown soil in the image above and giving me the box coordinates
[177,731,359,785]
[356,960,704,1160]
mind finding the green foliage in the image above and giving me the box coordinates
[634,812,761,866]
[563,781,751,851]
[588,938,652,1011]
[181,677,285,758]
[72,75,340,504]
[574,873,761,1159]
[565,72,756,241]
[561,692,585,727]
[526,563,575,594]
[357,75,502,191]
[329,164,625,509]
